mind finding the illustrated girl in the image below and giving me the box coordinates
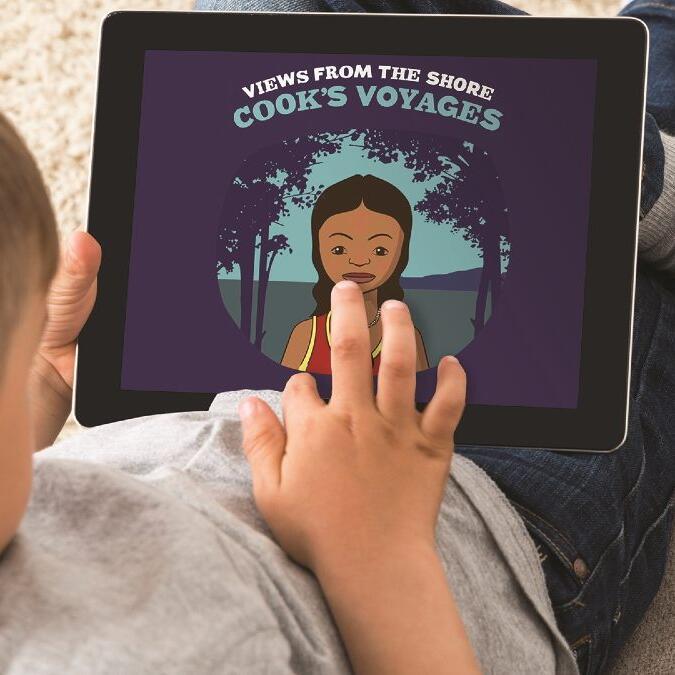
[281,174,429,374]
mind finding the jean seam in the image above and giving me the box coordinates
[585,635,594,675]
[598,496,674,673]
[634,276,663,400]
[556,523,626,613]
[509,498,577,552]
[569,633,593,675]
[623,438,646,504]
[519,517,577,574]
[622,274,665,506]
[618,491,675,587]
[570,634,592,650]
[587,636,595,675]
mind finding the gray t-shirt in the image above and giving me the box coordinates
[0,391,577,674]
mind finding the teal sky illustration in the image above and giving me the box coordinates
[218,135,484,283]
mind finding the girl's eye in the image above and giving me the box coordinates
[331,246,346,255]
[373,246,389,257]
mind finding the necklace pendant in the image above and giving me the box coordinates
[368,307,381,328]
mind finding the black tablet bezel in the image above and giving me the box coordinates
[75,11,647,451]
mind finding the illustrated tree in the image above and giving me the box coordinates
[218,128,510,346]
[217,177,260,343]
[217,133,345,347]
[415,144,510,334]
[354,129,510,335]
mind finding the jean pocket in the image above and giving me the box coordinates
[509,498,592,606]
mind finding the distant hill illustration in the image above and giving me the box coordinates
[401,267,482,291]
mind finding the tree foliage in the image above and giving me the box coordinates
[217,128,510,346]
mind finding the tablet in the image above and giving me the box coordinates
[75,11,647,451]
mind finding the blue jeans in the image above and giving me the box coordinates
[462,267,675,674]
[197,0,675,671]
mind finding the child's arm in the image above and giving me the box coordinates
[29,231,100,449]
[316,543,478,675]
[239,280,480,675]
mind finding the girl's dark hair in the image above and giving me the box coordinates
[311,174,412,315]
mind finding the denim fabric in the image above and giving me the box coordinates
[621,0,674,215]
[461,267,675,674]
[623,0,675,136]
[195,0,675,671]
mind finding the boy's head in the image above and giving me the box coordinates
[0,111,59,551]
[0,112,59,370]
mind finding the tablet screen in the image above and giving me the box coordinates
[120,50,597,407]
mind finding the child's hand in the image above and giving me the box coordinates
[36,231,101,389]
[30,230,100,449]
[239,280,466,578]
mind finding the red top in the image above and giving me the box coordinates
[300,312,381,375]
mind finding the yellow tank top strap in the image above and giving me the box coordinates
[326,310,332,347]
[298,315,317,372]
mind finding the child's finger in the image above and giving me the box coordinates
[420,356,466,449]
[66,230,102,278]
[239,397,285,494]
[282,373,324,429]
[376,300,416,421]
[41,230,101,350]
[329,281,374,412]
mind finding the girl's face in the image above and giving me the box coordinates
[318,202,405,295]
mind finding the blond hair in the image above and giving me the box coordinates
[0,112,59,370]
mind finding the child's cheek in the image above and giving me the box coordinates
[0,392,34,550]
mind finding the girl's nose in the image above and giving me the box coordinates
[349,257,371,267]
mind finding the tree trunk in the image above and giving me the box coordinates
[490,229,504,309]
[474,231,500,336]
[254,224,270,348]
[239,234,255,343]
[473,263,489,337]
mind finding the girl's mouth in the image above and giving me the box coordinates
[342,272,376,284]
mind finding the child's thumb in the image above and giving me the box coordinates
[63,230,101,287]
[239,397,285,496]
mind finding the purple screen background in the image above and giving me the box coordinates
[121,50,597,407]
